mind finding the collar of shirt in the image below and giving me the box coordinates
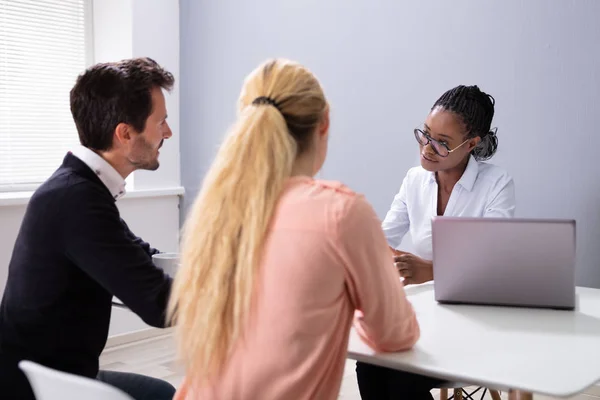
[70,146,127,200]
[427,154,479,192]
[384,155,515,255]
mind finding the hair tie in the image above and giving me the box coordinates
[487,127,498,137]
[252,96,280,110]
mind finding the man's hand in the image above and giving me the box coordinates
[392,250,434,285]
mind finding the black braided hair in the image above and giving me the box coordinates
[432,85,498,161]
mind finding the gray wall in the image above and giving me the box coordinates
[180,0,600,288]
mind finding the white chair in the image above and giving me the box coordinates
[19,361,133,400]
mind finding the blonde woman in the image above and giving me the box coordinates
[169,59,419,400]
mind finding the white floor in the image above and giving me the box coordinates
[99,334,600,400]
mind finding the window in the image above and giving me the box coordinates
[0,0,92,192]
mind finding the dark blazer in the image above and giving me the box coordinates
[0,153,172,399]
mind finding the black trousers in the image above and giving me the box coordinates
[356,361,445,400]
[97,370,175,400]
[0,353,175,400]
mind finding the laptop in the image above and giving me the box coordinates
[432,217,576,310]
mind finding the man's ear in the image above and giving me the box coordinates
[114,123,132,147]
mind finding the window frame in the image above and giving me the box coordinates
[0,0,95,193]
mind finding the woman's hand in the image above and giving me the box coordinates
[392,251,433,285]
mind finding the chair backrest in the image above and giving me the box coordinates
[19,361,133,400]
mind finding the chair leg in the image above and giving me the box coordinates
[454,388,463,400]
[508,391,533,400]
[440,388,449,400]
[490,390,502,400]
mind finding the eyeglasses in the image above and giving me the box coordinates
[414,128,469,158]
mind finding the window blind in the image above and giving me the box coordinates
[0,0,90,191]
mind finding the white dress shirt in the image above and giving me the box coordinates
[382,155,516,260]
[71,146,127,200]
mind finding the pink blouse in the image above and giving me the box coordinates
[175,177,419,400]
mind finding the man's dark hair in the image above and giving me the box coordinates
[70,57,175,151]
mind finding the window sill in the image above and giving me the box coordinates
[0,186,185,207]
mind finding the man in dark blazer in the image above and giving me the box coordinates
[0,57,177,399]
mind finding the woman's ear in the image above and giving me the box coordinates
[318,107,330,137]
[468,136,481,151]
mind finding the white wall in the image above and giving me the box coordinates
[180,0,600,288]
[0,206,27,293]
[131,0,181,191]
[93,0,181,192]
[92,0,132,62]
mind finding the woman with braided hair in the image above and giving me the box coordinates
[356,85,516,399]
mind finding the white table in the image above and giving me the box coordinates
[347,282,600,399]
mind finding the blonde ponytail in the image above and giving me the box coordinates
[168,59,327,382]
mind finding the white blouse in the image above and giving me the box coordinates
[382,155,516,260]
